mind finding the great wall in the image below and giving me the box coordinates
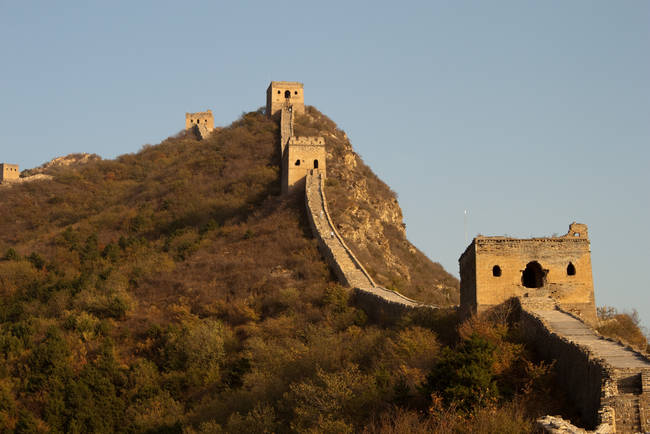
[2,81,648,432]
[264,81,650,433]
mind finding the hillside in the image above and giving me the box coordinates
[0,109,567,432]
[294,107,458,305]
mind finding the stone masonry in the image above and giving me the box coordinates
[269,80,648,432]
[518,297,650,433]
[268,81,326,194]
[0,164,19,182]
[282,137,326,194]
[305,171,426,311]
[266,81,304,117]
[185,110,214,139]
[459,222,597,325]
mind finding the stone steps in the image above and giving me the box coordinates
[533,309,650,369]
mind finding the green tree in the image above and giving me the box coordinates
[423,334,499,411]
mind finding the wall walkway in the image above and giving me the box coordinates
[304,171,431,314]
[279,105,647,432]
[519,297,650,433]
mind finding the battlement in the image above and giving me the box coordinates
[0,163,19,182]
[288,136,325,146]
[267,81,304,117]
[459,222,597,325]
[185,110,214,139]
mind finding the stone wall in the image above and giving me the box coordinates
[517,302,608,429]
[0,163,19,181]
[305,171,375,288]
[280,105,293,157]
[185,110,214,139]
[459,242,476,318]
[304,171,437,323]
[460,223,597,325]
[266,81,304,117]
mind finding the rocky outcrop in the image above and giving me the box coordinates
[21,153,101,177]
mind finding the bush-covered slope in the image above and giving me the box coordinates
[0,110,565,432]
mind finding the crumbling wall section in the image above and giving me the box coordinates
[459,223,597,326]
[185,110,215,139]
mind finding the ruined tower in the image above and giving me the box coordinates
[185,110,214,139]
[0,164,19,182]
[266,81,305,117]
[459,222,597,325]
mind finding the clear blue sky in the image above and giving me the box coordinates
[1,1,649,330]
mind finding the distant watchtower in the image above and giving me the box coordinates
[0,163,19,182]
[185,110,214,139]
[459,222,597,325]
[266,81,304,117]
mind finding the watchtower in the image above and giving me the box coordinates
[282,136,326,194]
[185,110,214,139]
[459,222,597,325]
[0,164,19,182]
[267,81,304,117]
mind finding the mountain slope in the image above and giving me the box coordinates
[0,109,548,433]
[294,107,458,305]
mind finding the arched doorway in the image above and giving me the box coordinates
[284,90,291,98]
[522,261,545,288]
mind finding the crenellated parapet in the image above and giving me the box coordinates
[288,136,325,146]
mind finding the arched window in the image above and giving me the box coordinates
[295,91,298,95]
[285,90,291,98]
[567,262,576,276]
[295,160,301,166]
[277,90,281,94]
[522,261,545,288]
[313,159,319,169]
[492,265,502,277]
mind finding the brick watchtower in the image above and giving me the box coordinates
[266,81,304,117]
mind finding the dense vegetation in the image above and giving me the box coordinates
[0,108,643,432]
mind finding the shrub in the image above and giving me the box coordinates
[423,334,499,412]
[597,306,648,350]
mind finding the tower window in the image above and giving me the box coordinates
[277,90,281,94]
[522,261,545,288]
[295,160,301,166]
[295,91,298,95]
[567,262,576,276]
[313,159,319,169]
[285,90,291,98]
[492,265,502,277]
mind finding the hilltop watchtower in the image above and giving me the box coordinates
[0,164,19,182]
[459,222,597,325]
[185,110,214,139]
[266,81,304,117]
[282,136,326,194]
